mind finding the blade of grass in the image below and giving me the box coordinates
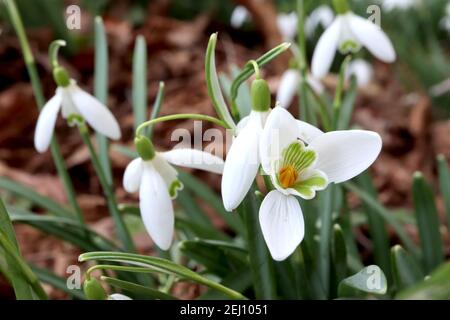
[101,276,177,300]
[147,81,165,138]
[391,245,424,292]
[132,35,148,132]
[94,16,112,184]
[437,155,450,232]
[412,172,444,273]
[337,75,358,130]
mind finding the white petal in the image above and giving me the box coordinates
[236,115,250,135]
[259,107,304,174]
[69,85,121,140]
[259,190,304,261]
[221,112,262,211]
[277,12,298,40]
[139,165,174,250]
[305,5,334,37]
[108,294,132,300]
[348,14,396,63]
[346,59,374,87]
[34,93,62,153]
[151,154,179,187]
[276,70,300,108]
[296,119,324,143]
[123,158,143,193]
[306,74,324,94]
[161,148,224,174]
[311,17,342,78]
[230,5,250,28]
[310,130,382,183]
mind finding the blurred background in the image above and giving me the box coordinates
[0,0,449,299]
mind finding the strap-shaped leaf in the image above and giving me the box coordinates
[79,251,247,300]
[205,33,236,130]
[101,276,177,300]
[132,35,148,131]
[437,155,450,234]
[338,265,387,298]
[391,245,424,292]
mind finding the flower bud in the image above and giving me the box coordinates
[332,0,350,14]
[135,135,155,161]
[83,278,107,300]
[53,66,71,87]
[251,78,271,112]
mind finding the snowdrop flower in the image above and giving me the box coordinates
[124,136,224,250]
[258,107,382,260]
[277,12,298,40]
[34,69,121,153]
[440,2,450,32]
[276,69,324,108]
[311,0,395,78]
[305,5,334,38]
[382,0,418,11]
[222,74,322,211]
[108,294,132,300]
[230,5,250,28]
[345,59,374,87]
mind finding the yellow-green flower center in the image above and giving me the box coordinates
[279,165,298,188]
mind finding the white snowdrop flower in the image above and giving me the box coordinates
[108,294,132,300]
[382,0,418,11]
[440,2,450,32]
[345,59,374,87]
[311,0,395,78]
[124,136,224,250]
[276,69,324,109]
[277,12,298,40]
[305,5,334,38]
[34,79,121,153]
[230,5,250,28]
[258,107,382,260]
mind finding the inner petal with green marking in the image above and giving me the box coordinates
[274,141,328,199]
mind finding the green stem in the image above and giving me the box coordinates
[78,124,136,252]
[4,0,85,228]
[248,60,261,79]
[136,114,228,137]
[0,229,48,300]
[332,55,351,130]
[297,0,310,122]
[48,39,66,68]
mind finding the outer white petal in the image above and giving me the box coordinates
[161,148,224,174]
[236,115,250,134]
[310,130,382,183]
[277,12,298,40]
[231,5,250,28]
[259,190,304,261]
[311,17,343,78]
[34,93,62,153]
[123,158,143,193]
[221,112,262,211]
[151,154,179,190]
[348,14,396,63]
[69,85,121,140]
[108,294,132,300]
[276,70,300,109]
[139,165,174,250]
[305,5,334,37]
[346,59,374,87]
[259,107,305,174]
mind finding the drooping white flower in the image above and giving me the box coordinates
[276,69,324,108]
[34,80,121,153]
[345,59,374,87]
[440,2,450,32]
[124,144,224,250]
[230,5,250,28]
[382,0,418,11]
[221,108,323,211]
[108,293,132,300]
[305,5,334,38]
[258,107,382,260]
[311,9,395,78]
[277,12,298,41]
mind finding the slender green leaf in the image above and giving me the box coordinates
[356,171,391,281]
[101,276,177,300]
[396,262,450,300]
[94,16,112,184]
[198,268,252,300]
[0,197,35,299]
[331,224,347,297]
[412,172,444,273]
[391,245,424,292]
[338,265,387,298]
[147,81,165,138]
[0,177,73,217]
[239,187,276,299]
[205,33,236,129]
[133,35,147,131]
[175,217,229,241]
[79,252,247,299]
[437,155,450,232]
[344,182,419,257]
[337,75,357,130]
[219,65,251,118]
